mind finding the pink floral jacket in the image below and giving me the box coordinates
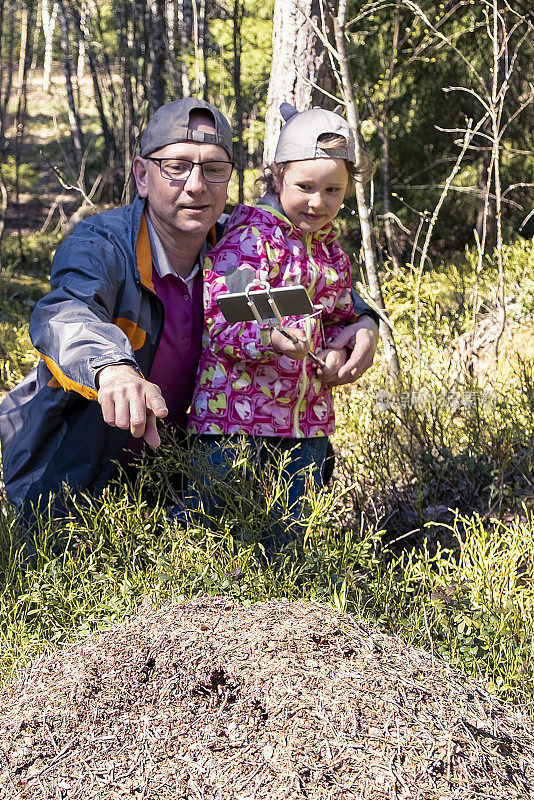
[187,201,354,438]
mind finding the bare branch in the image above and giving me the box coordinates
[295,1,340,61]
[291,67,347,105]
[414,119,479,358]
[395,183,523,209]
[502,182,534,198]
[380,211,411,234]
[442,86,491,113]
[346,1,397,31]
[401,0,486,91]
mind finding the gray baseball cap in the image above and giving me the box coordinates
[140,97,233,158]
[274,103,355,164]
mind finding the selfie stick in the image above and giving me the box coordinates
[244,282,326,369]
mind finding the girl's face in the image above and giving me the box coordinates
[278,158,349,234]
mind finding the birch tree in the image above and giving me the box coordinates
[333,0,400,380]
[263,0,339,162]
[178,0,192,97]
[57,0,85,179]
[41,0,58,92]
[0,0,16,256]
[233,0,245,201]
[149,0,167,112]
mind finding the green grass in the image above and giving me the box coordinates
[1,459,533,707]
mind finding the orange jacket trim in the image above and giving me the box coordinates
[136,212,154,291]
[111,317,146,350]
[42,354,98,400]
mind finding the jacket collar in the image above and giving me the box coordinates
[135,207,155,292]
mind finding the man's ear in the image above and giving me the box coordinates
[132,156,149,197]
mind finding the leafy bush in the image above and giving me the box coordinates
[0,157,40,193]
[0,297,40,389]
[1,230,60,277]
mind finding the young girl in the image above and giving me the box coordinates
[186,103,367,529]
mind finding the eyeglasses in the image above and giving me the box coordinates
[146,157,234,183]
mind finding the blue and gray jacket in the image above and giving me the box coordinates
[0,194,377,513]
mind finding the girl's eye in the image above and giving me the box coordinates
[327,187,343,193]
[297,183,311,191]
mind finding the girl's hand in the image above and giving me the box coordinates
[325,317,379,384]
[270,326,311,360]
[314,348,347,384]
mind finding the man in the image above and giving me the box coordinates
[0,98,378,516]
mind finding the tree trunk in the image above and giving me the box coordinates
[115,0,136,198]
[57,0,85,179]
[70,0,120,201]
[16,4,29,111]
[263,0,339,163]
[377,125,400,268]
[42,0,58,92]
[166,0,179,92]
[333,0,400,381]
[248,98,258,168]
[475,132,496,245]
[0,0,16,151]
[0,0,15,258]
[14,0,37,254]
[201,0,209,100]
[233,0,244,202]
[0,0,4,98]
[0,174,8,266]
[178,0,192,96]
[192,0,206,97]
[77,0,86,80]
[0,0,9,256]
[378,2,401,268]
[130,0,146,112]
[30,0,41,71]
[149,0,166,113]
[14,1,36,153]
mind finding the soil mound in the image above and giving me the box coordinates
[1,597,533,799]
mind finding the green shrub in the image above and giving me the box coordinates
[1,462,533,708]
[0,297,40,389]
[0,157,40,193]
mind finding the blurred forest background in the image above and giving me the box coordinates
[1,0,534,708]
[0,0,532,260]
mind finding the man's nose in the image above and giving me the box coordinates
[183,163,206,191]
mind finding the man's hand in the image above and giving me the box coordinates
[97,364,168,447]
[271,326,311,361]
[320,316,379,386]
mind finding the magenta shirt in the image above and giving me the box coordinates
[150,268,203,426]
[121,268,203,463]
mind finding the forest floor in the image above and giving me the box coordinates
[2,597,534,799]
[2,67,108,239]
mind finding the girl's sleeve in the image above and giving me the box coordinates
[321,247,355,344]
[202,227,282,363]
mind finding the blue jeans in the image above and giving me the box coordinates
[184,435,329,542]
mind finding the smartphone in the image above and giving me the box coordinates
[216,285,315,323]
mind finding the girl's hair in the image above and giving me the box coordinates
[258,132,372,196]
